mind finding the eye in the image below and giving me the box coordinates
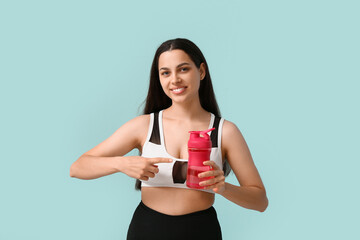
[181,67,188,72]
[161,71,169,76]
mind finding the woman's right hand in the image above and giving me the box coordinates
[121,156,173,181]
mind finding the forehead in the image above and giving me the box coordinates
[158,49,193,69]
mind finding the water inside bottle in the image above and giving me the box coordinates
[186,165,214,189]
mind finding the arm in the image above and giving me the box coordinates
[70,155,148,180]
[70,114,148,179]
[200,120,268,212]
[220,120,268,212]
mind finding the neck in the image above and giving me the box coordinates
[164,97,208,121]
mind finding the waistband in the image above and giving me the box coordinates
[139,201,216,219]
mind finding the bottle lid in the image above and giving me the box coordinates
[188,128,215,148]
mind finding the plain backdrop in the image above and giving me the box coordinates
[1,0,359,239]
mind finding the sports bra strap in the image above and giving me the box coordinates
[149,112,161,145]
[211,116,221,148]
[149,111,221,148]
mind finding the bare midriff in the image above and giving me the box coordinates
[141,187,215,216]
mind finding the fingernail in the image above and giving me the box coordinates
[169,159,173,162]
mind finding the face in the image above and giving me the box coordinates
[158,49,206,103]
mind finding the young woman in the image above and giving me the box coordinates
[70,38,268,240]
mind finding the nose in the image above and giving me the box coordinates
[171,73,181,84]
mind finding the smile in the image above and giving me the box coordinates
[170,87,187,94]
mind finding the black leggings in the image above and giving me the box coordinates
[127,201,222,240]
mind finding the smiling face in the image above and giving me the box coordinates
[158,49,206,104]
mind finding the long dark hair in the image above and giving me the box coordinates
[135,38,231,190]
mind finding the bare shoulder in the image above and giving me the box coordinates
[221,119,250,160]
[222,119,240,135]
[118,114,151,149]
[112,113,150,136]
[128,114,150,129]
[82,114,150,157]
[222,120,245,147]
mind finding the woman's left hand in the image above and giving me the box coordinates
[198,161,226,194]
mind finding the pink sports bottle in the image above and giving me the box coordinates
[186,127,215,189]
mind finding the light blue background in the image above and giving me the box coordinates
[1,0,359,239]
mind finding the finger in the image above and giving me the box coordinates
[148,166,159,174]
[202,182,216,189]
[151,164,159,170]
[199,175,225,187]
[209,182,225,191]
[139,168,158,180]
[198,169,223,178]
[149,158,173,164]
[204,179,225,190]
[139,170,156,179]
[145,171,156,178]
[139,176,149,181]
[203,161,219,169]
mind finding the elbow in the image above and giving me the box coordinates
[69,163,77,178]
[258,194,269,213]
[70,155,87,178]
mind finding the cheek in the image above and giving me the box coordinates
[159,80,170,95]
[190,72,201,84]
[191,76,201,90]
[159,79,165,89]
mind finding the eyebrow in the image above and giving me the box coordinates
[159,62,191,71]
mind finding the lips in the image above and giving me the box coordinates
[170,87,187,94]
[170,86,187,91]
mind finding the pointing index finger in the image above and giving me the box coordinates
[149,158,173,164]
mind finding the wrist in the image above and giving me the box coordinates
[115,156,126,173]
[219,182,231,196]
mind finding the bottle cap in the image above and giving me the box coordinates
[188,128,215,149]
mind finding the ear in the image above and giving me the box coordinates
[199,63,206,80]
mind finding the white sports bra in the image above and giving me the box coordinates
[140,110,225,193]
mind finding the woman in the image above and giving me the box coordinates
[70,38,268,240]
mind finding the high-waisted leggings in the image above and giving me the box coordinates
[127,201,222,240]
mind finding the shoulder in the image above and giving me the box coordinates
[116,114,151,148]
[128,113,151,126]
[222,119,243,141]
[222,119,241,137]
[124,114,151,135]
[221,119,248,157]
[81,113,152,157]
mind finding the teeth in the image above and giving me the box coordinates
[172,88,184,92]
